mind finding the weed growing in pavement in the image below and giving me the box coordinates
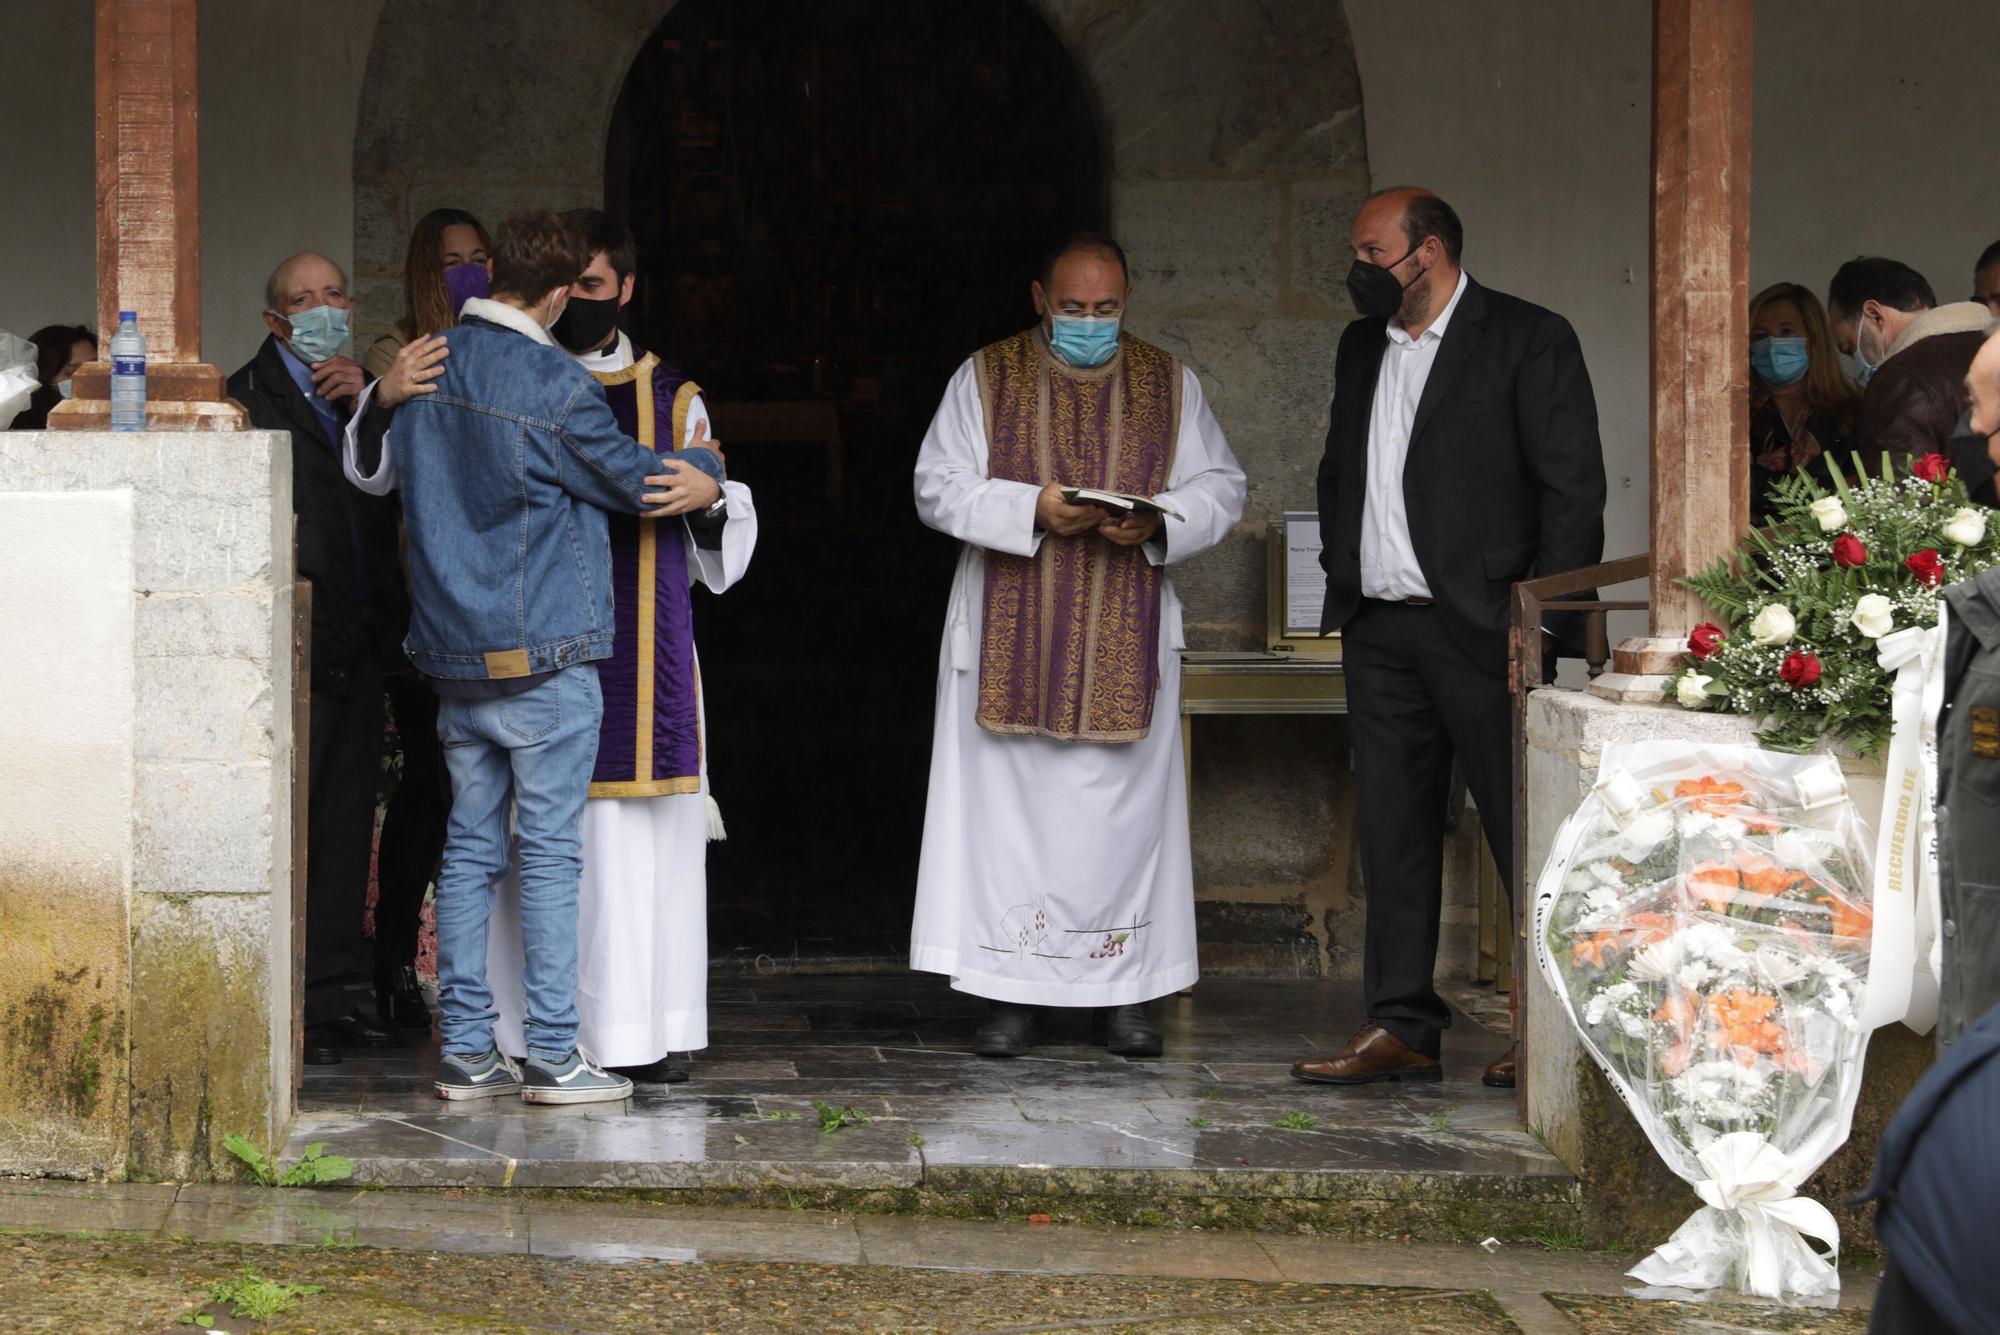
[814,1101,872,1134]
[314,1231,363,1249]
[1186,1117,1214,1129]
[222,1136,354,1188]
[185,1269,324,1323]
[907,1131,927,1148]
[1429,1105,1457,1132]
[1531,1225,1590,1252]
[1273,1111,1320,1132]
[1200,1086,1228,1101]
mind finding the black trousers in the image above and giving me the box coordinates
[1343,600,1514,1058]
[1869,1255,1954,1334]
[374,674,448,976]
[304,662,386,1025]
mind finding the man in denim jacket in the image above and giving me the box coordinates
[354,210,720,1104]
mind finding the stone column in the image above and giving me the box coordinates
[51,0,244,431]
[1593,0,1750,701]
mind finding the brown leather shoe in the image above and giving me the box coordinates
[1482,1044,1517,1089]
[1291,1024,1441,1085]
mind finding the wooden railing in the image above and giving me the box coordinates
[1500,554,1651,1104]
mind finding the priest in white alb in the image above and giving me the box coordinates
[910,231,1246,1059]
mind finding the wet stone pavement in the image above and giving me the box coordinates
[289,976,1575,1237]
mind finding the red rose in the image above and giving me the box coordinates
[1906,548,1946,587]
[1831,534,1868,567]
[1688,622,1725,660]
[1912,453,1950,483]
[1779,651,1822,689]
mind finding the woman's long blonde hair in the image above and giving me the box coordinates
[399,208,493,340]
[1749,282,1859,418]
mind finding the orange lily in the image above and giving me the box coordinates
[1686,862,1741,914]
[1736,852,1809,900]
[1617,912,1678,950]
[1571,932,1619,970]
[1653,992,1701,1038]
[1674,777,1749,813]
[1708,988,1788,1061]
[1818,894,1873,945]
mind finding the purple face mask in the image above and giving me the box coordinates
[443,261,490,318]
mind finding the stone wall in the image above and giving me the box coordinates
[1520,688,1929,1251]
[0,433,296,1181]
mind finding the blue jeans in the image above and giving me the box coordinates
[433,665,602,1063]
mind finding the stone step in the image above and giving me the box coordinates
[285,1106,1577,1242]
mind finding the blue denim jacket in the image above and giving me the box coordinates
[389,303,665,683]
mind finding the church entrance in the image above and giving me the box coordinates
[603,0,1105,967]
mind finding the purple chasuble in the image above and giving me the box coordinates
[975,328,1179,742]
[588,351,705,796]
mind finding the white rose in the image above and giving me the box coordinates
[1676,672,1714,709]
[1850,593,1895,639]
[1943,506,1987,547]
[1749,604,1796,646]
[1810,496,1848,532]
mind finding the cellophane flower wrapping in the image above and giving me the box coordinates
[1534,741,1874,1302]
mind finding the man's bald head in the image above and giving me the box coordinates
[1966,324,2000,444]
[265,252,349,314]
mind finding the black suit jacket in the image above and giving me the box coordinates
[1315,277,1606,672]
[228,336,408,693]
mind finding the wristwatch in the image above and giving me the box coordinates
[700,496,728,522]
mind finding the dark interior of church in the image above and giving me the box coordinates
[604,0,1105,964]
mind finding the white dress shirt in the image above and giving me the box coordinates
[1359,269,1469,602]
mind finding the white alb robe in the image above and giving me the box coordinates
[341,333,756,1062]
[909,355,1246,1008]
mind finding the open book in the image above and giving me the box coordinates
[1062,488,1186,522]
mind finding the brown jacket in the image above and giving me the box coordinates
[1859,302,1991,472]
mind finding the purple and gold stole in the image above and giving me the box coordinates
[588,352,705,796]
[975,328,1179,743]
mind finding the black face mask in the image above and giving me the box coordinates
[551,292,621,353]
[1345,244,1424,320]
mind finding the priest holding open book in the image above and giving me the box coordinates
[910,232,1247,1059]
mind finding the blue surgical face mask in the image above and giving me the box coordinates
[1750,336,1809,388]
[1850,314,1882,387]
[281,304,350,364]
[1048,314,1121,368]
[56,378,74,400]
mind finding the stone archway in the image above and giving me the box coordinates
[349,0,1373,973]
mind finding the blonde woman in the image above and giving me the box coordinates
[1748,282,1861,522]
[363,208,492,379]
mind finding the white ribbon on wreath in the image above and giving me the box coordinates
[1862,616,1948,1034]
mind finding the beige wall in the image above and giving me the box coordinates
[0,0,382,375]
[0,2,96,346]
[1348,0,2000,603]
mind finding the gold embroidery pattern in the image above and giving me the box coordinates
[976,330,1177,742]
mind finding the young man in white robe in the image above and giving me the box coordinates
[910,232,1247,1058]
[345,211,756,1084]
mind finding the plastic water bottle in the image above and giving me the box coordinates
[110,310,146,432]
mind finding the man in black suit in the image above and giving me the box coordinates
[228,252,407,1065]
[1292,189,1605,1089]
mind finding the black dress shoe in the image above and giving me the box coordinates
[1091,1003,1163,1058]
[317,1009,406,1052]
[376,964,433,1031]
[973,1002,1040,1057]
[613,1053,690,1085]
